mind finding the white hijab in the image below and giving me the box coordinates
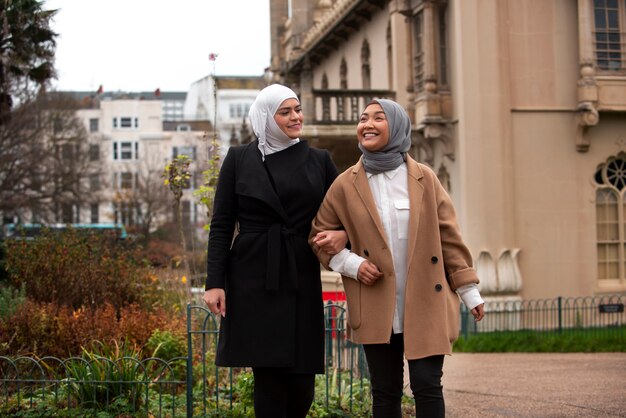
[248,84,301,160]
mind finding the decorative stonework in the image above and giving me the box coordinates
[301,0,359,53]
[411,120,454,166]
[410,73,455,165]
[476,249,523,296]
[576,60,599,152]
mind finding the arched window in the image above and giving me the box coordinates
[340,58,347,89]
[321,73,330,121]
[361,39,371,89]
[338,59,348,121]
[386,23,393,88]
[594,152,626,286]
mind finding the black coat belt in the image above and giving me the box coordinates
[238,223,306,291]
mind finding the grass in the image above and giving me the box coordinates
[454,327,626,352]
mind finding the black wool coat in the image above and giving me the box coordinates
[205,140,337,373]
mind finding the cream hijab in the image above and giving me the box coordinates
[248,84,301,160]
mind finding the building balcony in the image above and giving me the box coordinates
[310,89,395,124]
[303,89,395,171]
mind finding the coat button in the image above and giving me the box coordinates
[431,256,438,264]
[364,249,369,257]
[435,284,442,292]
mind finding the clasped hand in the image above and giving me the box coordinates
[312,230,348,255]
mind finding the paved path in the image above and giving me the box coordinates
[403,353,626,417]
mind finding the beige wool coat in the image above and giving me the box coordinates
[310,155,479,360]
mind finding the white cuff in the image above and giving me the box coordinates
[328,248,366,280]
[456,283,484,310]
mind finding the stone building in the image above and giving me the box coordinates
[268,0,626,300]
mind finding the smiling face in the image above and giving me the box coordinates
[357,103,389,152]
[273,98,303,139]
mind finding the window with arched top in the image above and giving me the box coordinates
[386,23,393,88]
[321,73,330,120]
[361,39,371,89]
[594,152,626,286]
[340,58,347,89]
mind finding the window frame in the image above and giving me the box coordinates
[112,141,138,161]
[594,153,626,287]
[592,0,626,73]
[410,2,450,94]
[89,118,99,133]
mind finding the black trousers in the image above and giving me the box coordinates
[363,333,445,418]
[252,368,315,418]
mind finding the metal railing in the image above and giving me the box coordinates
[0,355,186,416]
[460,294,626,339]
[1,302,369,417]
[312,89,395,124]
[186,302,369,416]
[4,294,622,415]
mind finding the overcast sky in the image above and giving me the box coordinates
[44,0,271,93]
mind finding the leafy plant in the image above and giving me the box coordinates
[0,282,26,319]
[163,154,193,265]
[146,329,186,360]
[193,136,221,232]
[58,340,146,410]
[312,368,371,417]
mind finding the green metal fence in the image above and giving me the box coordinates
[5,294,621,415]
[0,354,187,416]
[186,302,370,417]
[460,294,626,339]
[1,302,369,417]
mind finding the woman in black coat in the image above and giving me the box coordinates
[203,84,344,418]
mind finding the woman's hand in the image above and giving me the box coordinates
[471,303,485,322]
[357,260,383,286]
[312,230,348,255]
[203,288,226,318]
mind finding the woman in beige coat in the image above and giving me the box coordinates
[310,99,485,418]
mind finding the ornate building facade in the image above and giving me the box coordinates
[269,0,626,299]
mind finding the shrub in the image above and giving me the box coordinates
[0,301,186,357]
[146,329,186,360]
[4,228,153,312]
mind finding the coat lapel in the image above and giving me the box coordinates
[235,141,289,222]
[351,159,389,247]
[406,156,425,270]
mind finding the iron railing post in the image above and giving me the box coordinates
[558,296,563,334]
[186,303,193,418]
